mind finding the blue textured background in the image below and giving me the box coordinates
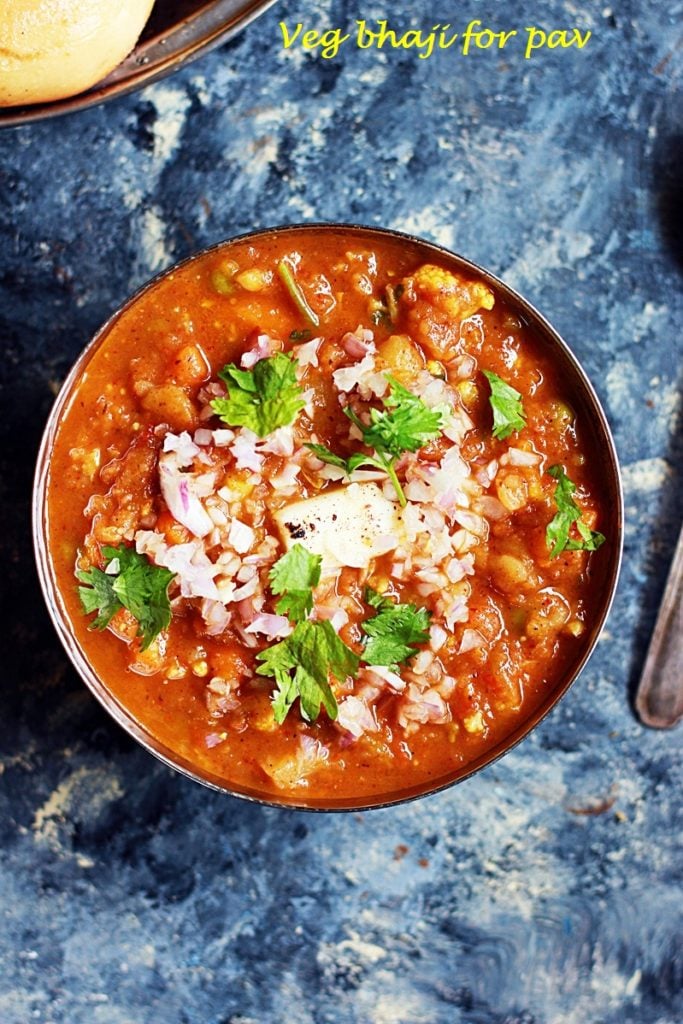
[1,1,682,1021]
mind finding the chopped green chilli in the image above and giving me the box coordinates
[385,283,404,322]
[277,260,320,328]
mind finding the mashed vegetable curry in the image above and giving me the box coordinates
[44,228,608,804]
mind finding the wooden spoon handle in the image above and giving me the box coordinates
[636,520,683,728]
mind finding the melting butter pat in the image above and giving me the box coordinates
[273,482,406,571]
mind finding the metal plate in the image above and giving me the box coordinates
[0,0,277,129]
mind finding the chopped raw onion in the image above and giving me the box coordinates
[205,732,227,749]
[476,496,508,520]
[193,428,214,447]
[453,509,489,539]
[429,624,448,651]
[229,518,256,554]
[158,455,214,538]
[135,534,222,601]
[341,326,375,359]
[212,429,235,447]
[315,605,349,631]
[412,649,435,675]
[336,696,378,738]
[398,685,450,727]
[270,463,301,490]
[452,353,477,378]
[230,429,264,472]
[241,333,278,368]
[231,576,260,602]
[294,336,323,367]
[503,447,543,467]
[163,431,199,467]
[332,352,376,392]
[245,613,292,640]
[364,665,406,692]
[200,599,231,636]
[459,628,486,654]
[261,426,294,457]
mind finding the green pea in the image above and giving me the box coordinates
[211,269,233,296]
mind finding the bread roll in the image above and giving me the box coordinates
[0,0,156,106]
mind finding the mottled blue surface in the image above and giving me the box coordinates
[1,1,682,1021]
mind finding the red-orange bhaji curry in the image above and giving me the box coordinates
[45,230,607,802]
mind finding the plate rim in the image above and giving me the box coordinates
[0,0,279,130]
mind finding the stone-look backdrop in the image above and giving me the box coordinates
[0,1,681,1022]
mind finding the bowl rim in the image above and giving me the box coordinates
[32,221,625,811]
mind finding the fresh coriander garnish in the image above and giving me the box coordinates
[260,542,360,723]
[305,444,352,471]
[269,544,322,623]
[306,375,444,506]
[546,465,605,558]
[361,587,431,668]
[290,328,312,342]
[277,260,320,328]
[483,369,527,440]
[257,619,360,724]
[365,586,394,611]
[305,444,377,484]
[77,545,175,651]
[357,375,443,456]
[211,353,306,437]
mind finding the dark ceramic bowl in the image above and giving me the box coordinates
[33,224,624,810]
[0,0,276,129]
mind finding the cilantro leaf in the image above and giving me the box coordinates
[364,586,394,612]
[256,620,360,724]
[77,567,121,631]
[304,443,373,477]
[269,544,322,623]
[77,544,175,650]
[483,370,527,440]
[305,443,350,470]
[356,376,444,458]
[361,591,431,668]
[308,377,444,506]
[546,465,606,558]
[211,353,306,437]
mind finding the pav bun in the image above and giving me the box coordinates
[0,0,156,106]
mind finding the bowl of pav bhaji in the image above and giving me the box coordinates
[33,224,623,810]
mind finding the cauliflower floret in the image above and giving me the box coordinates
[405,264,495,320]
[400,264,495,359]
